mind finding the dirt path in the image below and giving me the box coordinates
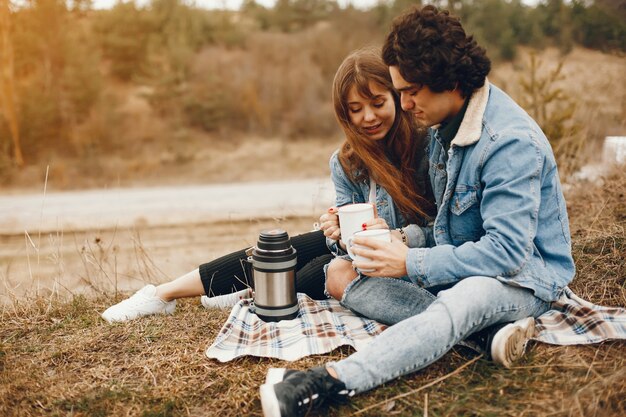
[0,178,333,234]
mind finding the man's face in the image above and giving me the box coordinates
[389,66,462,127]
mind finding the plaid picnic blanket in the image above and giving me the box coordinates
[533,286,626,345]
[206,287,626,362]
[205,293,387,362]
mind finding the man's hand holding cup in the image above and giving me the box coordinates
[349,233,409,278]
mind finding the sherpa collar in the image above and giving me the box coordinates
[450,79,490,147]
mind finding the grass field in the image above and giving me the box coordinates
[0,168,624,416]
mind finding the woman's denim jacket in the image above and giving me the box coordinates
[406,82,575,302]
[327,151,433,255]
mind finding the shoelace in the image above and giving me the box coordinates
[118,290,167,309]
[120,292,151,306]
[289,371,330,416]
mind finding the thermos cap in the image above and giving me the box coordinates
[256,228,292,251]
[251,228,297,270]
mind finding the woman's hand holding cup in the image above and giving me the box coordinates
[361,217,389,231]
[319,207,341,241]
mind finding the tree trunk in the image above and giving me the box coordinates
[0,0,24,167]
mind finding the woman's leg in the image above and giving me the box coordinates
[102,230,330,322]
[198,230,330,298]
[155,269,205,301]
[325,258,358,301]
[339,275,436,325]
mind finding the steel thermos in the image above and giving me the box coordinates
[248,228,299,322]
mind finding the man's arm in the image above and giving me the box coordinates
[406,135,544,286]
[352,135,544,284]
[402,223,435,248]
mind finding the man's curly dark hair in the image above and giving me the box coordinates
[382,5,491,98]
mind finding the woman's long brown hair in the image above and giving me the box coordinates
[332,47,433,224]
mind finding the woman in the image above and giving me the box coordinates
[101,48,435,324]
[320,47,435,305]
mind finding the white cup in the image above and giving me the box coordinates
[347,229,391,272]
[338,203,375,246]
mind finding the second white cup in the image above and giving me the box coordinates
[347,229,391,272]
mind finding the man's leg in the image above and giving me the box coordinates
[156,268,205,301]
[260,276,551,417]
[101,269,203,323]
[329,276,550,393]
[341,276,534,367]
[339,275,436,325]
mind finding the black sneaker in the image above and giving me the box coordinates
[260,366,354,417]
[463,317,536,368]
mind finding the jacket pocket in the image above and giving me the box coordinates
[449,186,483,241]
[450,186,478,216]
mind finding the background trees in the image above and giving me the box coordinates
[0,0,624,179]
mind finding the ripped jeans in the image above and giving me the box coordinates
[331,276,551,393]
[338,274,437,325]
[323,255,438,325]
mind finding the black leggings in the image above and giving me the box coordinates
[198,230,331,300]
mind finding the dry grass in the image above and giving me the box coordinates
[0,217,319,305]
[566,169,625,307]
[1,169,625,416]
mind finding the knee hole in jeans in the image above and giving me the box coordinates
[325,258,357,301]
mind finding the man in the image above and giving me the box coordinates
[259,6,575,417]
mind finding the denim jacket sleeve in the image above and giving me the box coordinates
[406,134,543,287]
[327,151,435,254]
[403,223,435,249]
[326,151,361,255]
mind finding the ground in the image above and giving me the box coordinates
[0,169,624,416]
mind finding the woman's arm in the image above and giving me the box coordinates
[325,151,367,254]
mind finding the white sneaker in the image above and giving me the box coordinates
[490,317,536,368]
[101,285,176,323]
[200,288,252,309]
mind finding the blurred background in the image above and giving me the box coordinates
[0,0,624,191]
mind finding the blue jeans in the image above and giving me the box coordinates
[330,276,551,393]
[339,275,437,325]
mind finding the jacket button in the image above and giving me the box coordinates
[437,163,445,170]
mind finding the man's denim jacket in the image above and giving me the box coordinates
[327,151,433,255]
[406,81,575,302]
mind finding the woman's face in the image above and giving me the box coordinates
[346,81,396,141]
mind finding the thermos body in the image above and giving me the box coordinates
[252,270,298,319]
[249,229,299,322]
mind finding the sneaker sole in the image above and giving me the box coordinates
[491,317,535,368]
[101,301,176,323]
[260,383,283,417]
